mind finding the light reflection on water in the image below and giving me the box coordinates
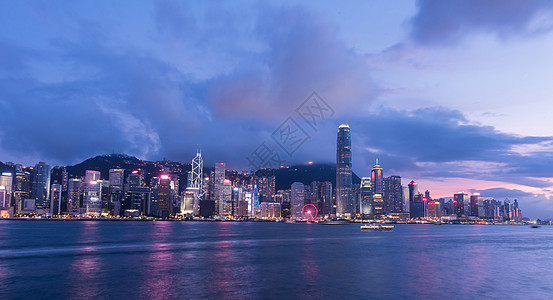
[0,221,552,299]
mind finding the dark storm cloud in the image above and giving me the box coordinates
[409,0,553,45]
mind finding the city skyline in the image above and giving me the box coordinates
[2,1,553,218]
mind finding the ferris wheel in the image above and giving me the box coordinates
[301,204,318,221]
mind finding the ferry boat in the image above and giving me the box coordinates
[360,224,394,231]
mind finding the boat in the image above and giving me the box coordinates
[531,225,540,228]
[360,224,394,231]
[320,220,350,225]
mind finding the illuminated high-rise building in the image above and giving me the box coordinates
[221,179,233,216]
[191,151,204,215]
[360,177,372,215]
[67,178,81,213]
[84,171,102,216]
[291,182,305,219]
[383,175,402,213]
[409,181,424,218]
[214,162,226,215]
[32,162,51,210]
[157,174,172,217]
[0,172,13,208]
[14,168,32,212]
[372,194,384,215]
[336,124,352,217]
[50,184,62,215]
[371,159,383,195]
[109,169,124,188]
[126,170,144,189]
[454,192,469,218]
[469,193,483,217]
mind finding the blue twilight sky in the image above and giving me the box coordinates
[2,0,553,218]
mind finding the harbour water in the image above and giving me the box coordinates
[0,221,552,299]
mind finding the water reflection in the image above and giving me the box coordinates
[67,221,104,298]
[140,221,177,299]
[298,237,321,299]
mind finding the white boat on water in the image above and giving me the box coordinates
[360,224,394,231]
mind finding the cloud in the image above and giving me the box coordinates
[349,107,553,188]
[409,0,553,45]
[206,4,379,121]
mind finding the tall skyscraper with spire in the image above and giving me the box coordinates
[371,159,383,195]
[336,124,352,217]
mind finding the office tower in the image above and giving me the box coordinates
[67,178,82,213]
[84,171,102,216]
[252,185,260,216]
[99,180,110,214]
[14,168,32,212]
[32,162,51,210]
[255,175,276,203]
[352,183,360,215]
[373,194,384,215]
[336,124,352,217]
[383,175,402,213]
[0,186,7,208]
[157,174,172,217]
[408,180,418,217]
[122,185,150,216]
[402,185,409,214]
[427,199,442,218]
[470,193,484,217]
[180,190,195,215]
[371,159,383,195]
[169,174,180,214]
[50,184,62,215]
[291,182,305,219]
[310,181,332,218]
[454,192,469,218]
[127,170,144,189]
[221,179,233,217]
[0,172,13,207]
[503,199,512,220]
[513,199,522,221]
[360,177,372,215]
[191,151,204,204]
[259,202,281,219]
[319,182,332,218]
[109,169,124,188]
[215,162,226,215]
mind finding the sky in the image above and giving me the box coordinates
[1,0,553,218]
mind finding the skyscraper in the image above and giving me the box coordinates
[109,169,124,188]
[371,159,383,195]
[469,193,483,217]
[83,170,102,216]
[67,178,82,213]
[157,174,172,217]
[454,192,469,218]
[409,180,424,218]
[383,175,402,213]
[191,151,204,215]
[336,124,352,217]
[291,182,305,219]
[214,162,226,215]
[32,162,51,210]
[0,172,13,208]
[360,177,372,215]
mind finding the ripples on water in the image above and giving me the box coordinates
[0,221,552,299]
